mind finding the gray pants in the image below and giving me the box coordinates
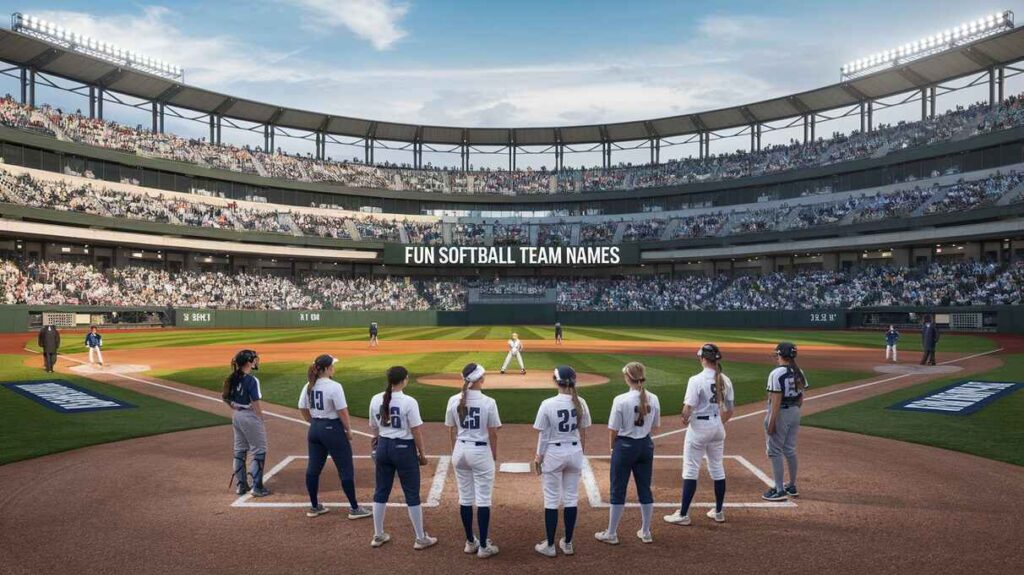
[233,409,268,489]
[765,406,800,491]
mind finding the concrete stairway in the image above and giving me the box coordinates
[911,186,949,216]
[611,222,626,244]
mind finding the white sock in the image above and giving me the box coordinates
[640,504,654,534]
[373,502,387,536]
[407,505,426,540]
[607,504,625,535]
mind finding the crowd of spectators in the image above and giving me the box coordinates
[5,92,1023,196]
[492,222,529,246]
[925,172,1023,215]
[305,276,428,310]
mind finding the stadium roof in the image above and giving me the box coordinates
[2,26,1024,146]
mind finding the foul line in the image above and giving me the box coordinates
[651,347,1004,441]
[25,348,374,437]
[231,454,451,509]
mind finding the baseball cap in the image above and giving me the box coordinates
[553,365,577,384]
[314,354,339,369]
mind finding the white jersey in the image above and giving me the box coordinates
[767,366,809,404]
[608,389,661,439]
[533,394,591,445]
[368,391,423,440]
[297,377,347,419]
[508,338,522,352]
[684,367,735,418]
[444,390,501,444]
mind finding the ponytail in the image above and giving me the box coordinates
[459,363,483,422]
[623,361,648,426]
[714,361,725,407]
[569,384,586,424]
[788,359,807,392]
[380,366,408,427]
[222,359,242,403]
[306,363,322,408]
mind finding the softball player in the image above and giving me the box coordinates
[221,349,270,497]
[554,322,563,345]
[595,361,660,545]
[885,325,899,362]
[533,366,591,558]
[500,333,526,374]
[85,325,103,367]
[298,354,371,519]
[368,366,436,550]
[665,344,734,525]
[762,342,807,501]
[445,363,502,559]
[370,322,379,348]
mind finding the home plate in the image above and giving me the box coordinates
[499,463,533,473]
[70,363,150,375]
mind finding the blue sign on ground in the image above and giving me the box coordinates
[889,380,1022,416]
[3,380,135,413]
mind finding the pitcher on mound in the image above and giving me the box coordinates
[500,333,526,375]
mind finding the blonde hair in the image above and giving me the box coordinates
[623,361,649,426]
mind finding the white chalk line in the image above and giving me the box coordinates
[28,348,373,437]
[650,347,1004,441]
[231,454,451,509]
[581,454,796,509]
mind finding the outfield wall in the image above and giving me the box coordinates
[4,305,1022,333]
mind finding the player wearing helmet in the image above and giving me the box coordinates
[222,349,271,498]
[762,342,807,502]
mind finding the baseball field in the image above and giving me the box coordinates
[2,326,1022,575]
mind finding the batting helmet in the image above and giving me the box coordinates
[553,365,577,386]
[775,342,798,359]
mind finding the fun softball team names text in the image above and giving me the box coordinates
[403,246,622,266]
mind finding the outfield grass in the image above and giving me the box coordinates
[160,350,870,424]
[0,355,228,465]
[39,326,996,354]
[804,354,1024,466]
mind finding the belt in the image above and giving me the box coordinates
[460,440,488,446]
[695,415,715,420]
[780,404,800,409]
[553,441,579,447]
[616,435,651,441]
[312,417,338,420]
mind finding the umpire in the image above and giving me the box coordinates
[38,324,60,373]
[920,315,940,366]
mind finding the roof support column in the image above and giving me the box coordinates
[209,115,215,144]
[19,67,27,105]
[27,69,35,108]
[650,138,660,164]
[929,86,936,118]
[263,124,270,152]
[998,66,1005,103]
[989,67,997,109]
[756,123,762,152]
[802,115,809,144]
[859,101,866,133]
[89,86,96,119]
[867,100,874,132]
[151,101,158,133]
[159,103,165,134]
[698,132,705,160]
[749,124,756,153]
[364,138,374,165]
[216,116,222,146]
[96,88,104,120]
[920,88,928,121]
[810,115,815,141]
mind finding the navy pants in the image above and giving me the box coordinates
[306,419,355,503]
[374,437,422,506]
[609,435,655,505]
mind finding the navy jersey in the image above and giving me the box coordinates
[226,373,262,408]
[885,330,899,346]
[85,332,102,348]
[555,324,563,336]
[767,366,807,407]
[369,323,378,336]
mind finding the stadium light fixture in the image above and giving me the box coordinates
[10,12,184,81]
[840,10,1013,80]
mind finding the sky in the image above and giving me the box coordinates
[3,0,1023,168]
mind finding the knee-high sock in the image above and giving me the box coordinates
[305,473,320,508]
[563,507,578,544]
[713,479,726,513]
[478,506,491,545]
[407,505,425,540]
[607,504,625,536]
[460,505,474,543]
[640,503,654,534]
[680,479,697,516]
[786,455,798,486]
[233,451,248,488]
[373,502,387,536]
[771,456,786,491]
[341,479,358,510]
[544,508,558,547]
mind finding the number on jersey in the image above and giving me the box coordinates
[556,408,578,433]
[313,391,324,411]
[461,406,481,429]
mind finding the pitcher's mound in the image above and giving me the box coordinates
[69,363,151,375]
[418,371,609,390]
[873,363,963,375]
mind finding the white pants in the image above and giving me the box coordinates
[453,442,495,507]
[682,418,726,481]
[886,345,897,361]
[501,350,524,371]
[88,347,104,364]
[540,445,583,508]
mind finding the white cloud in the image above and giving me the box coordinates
[284,0,409,50]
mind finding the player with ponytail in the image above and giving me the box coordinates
[223,349,270,497]
[763,342,807,501]
[297,354,370,520]
[445,363,502,558]
[595,361,661,545]
[368,366,436,550]
[533,366,591,557]
[665,343,735,526]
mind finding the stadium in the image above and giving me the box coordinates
[0,3,1022,574]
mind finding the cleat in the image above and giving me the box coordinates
[476,541,499,559]
[594,530,619,545]
[235,483,250,496]
[348,506,372,520]
[558,538,574,556]
[464,538,480,554]
[500,370,506,375]
[535,541,557,558]
[762,488,789,502]
[636,529,653,544]
[784,484,799,497]
[371,533,391,548]
[663,510,691,525]
[521,369,526,375]
[306,505,330,518]
[414,534,438,550]
[706,508,725,523]
[250,486,271,498]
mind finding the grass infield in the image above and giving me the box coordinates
[40,325,996,354]
[159,350,870,424]
[804,354,1024,466]
[0,354,228,465]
